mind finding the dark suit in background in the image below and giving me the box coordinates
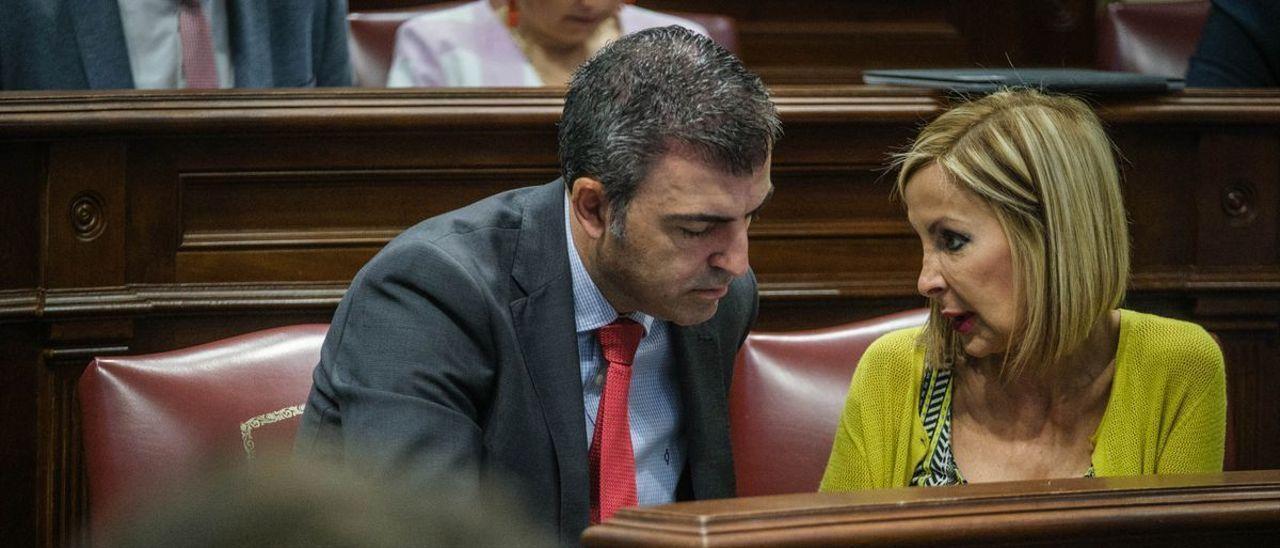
[295,180,756,543]
[0,0,351,90]
[1186,0,1280,87]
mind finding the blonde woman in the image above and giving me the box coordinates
[820,90,1226,490]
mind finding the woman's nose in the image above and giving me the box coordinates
[917,254,946,298]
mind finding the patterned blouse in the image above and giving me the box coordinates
[909,367,1096,486]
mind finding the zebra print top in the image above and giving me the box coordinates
[909,367,1096,486]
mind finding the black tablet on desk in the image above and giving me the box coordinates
[863,68,1180,94]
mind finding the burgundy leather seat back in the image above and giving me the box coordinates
[77,324,328,534]
[348,5,442,87]
[1096,1,1210,78]
[729,309,929,496]
[347,5,740,87]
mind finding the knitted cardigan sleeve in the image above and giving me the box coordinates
[820,328,927,491]
[1094,311,1227,475]
[1147,318,1227,473]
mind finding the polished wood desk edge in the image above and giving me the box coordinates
[2,88,1279,136]
[5,267,1280,321]
[0,283,347,320]
[584,471,1280,545]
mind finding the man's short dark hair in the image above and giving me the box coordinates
[559,26,782,236]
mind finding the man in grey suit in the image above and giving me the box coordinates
[0,0,350,90]
[296,27,780,545]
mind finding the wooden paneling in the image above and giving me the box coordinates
[1112,128,1201,268]
[0,144,42,291]
[0,324,40,547]
[2,87,1280,546]
[583,471,1280,546]
[43,143,127,290]
[1196,132,1280,267]
[172,168,557,282]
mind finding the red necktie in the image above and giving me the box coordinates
[179,0,220,88]
[589,318,645,524]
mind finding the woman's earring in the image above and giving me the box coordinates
[507,0,519,28]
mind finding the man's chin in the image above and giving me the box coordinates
[666,300,720,326]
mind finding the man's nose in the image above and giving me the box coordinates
[710,224,750,278]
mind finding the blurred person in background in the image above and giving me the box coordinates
[1,0,351,90]
[107,459,553,548]
[1186,0,1280,87]
[387,0,708,87]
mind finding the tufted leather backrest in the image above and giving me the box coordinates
[77,324,328,538]
[347,4,741,87]
[1096,1,1210,79]
[729,309,930,496]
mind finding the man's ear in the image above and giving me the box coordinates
[570,176,609,239]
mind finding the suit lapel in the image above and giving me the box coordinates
[508,180,590,539]
[225,0,271,87]
[673,321,736,499]
[69,0,134,89]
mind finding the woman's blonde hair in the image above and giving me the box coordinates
[894,89,1130,380]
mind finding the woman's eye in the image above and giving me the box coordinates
[941,230,969,252]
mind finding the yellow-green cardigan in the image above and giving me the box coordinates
[820,310,1226,491]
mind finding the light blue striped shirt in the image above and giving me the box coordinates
[564,193,685,506]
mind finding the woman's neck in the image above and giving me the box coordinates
[498,7,622,85]
[515,26,589,57]
[956,310,1121,432]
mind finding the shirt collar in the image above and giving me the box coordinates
[564,191,655,335]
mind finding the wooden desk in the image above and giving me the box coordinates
[583,471,1280,546]
[2,87,1279,546]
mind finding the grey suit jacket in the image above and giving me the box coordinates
[296,180,757,544]
[0,0,351,90]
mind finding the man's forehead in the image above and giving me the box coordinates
[643,171,773,220]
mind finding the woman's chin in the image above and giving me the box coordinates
[962,339,1003,360]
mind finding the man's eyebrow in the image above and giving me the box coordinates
[662,185,776,224]
[664,212,734,224]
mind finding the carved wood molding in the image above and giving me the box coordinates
[1101,91,1280,124]
[0,290,40,318]
[0,284,347,320]
[5,268,1280,320]
[5,89,1280,137]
